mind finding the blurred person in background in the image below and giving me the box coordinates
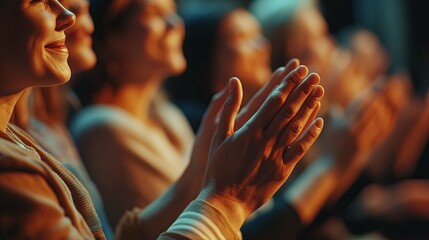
[167,5,271,131]
[70,0,195,227]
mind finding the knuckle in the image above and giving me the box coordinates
[282,105,296,120]
[289,121,302,135]
[306,98,318,109]
[294,143,307,156]
[308,128,319,139]
[288,71,301,84]
[302,83,314,95]
[269,92,287,107]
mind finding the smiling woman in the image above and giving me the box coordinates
[0,0,74,97]
[9,0,114,238]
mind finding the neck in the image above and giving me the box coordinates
[32,85,66,125]
[0,91,24,132]
[95,74,164,124]
[10,89,32,130]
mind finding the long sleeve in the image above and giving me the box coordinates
[0,124,105,239]
[158,200,241,240]
[114,199,242,240]
[0,171,92,239]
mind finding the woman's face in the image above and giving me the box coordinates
[0,0,75,95]
[214,9,271,98]
[62,0,96,73]
[111,0,186,78]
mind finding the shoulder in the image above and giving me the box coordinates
[70,106,136,140]
[0,137,47,176]
[0,162,87,239]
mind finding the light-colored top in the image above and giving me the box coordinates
[159,200,241,240]
[70,94,194,226]
[0,124,239,239]
[27,117,114,239]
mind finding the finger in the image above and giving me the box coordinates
[199,83,230,130]
[303,101,321,133]
[265,73,320,135]
[246,65,309,130]
[278,85,324,147]
[283,118,324,165]
[236,58,300,129]
[213,78,243,146]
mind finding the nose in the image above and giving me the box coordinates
[165,13,183,29]
[55,1,76,31]
[254,35,271,52]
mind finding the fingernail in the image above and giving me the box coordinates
[308,73,321,85]
[285,58,299,68]
[229,78,236,94]
[312,85,324,99]
[314,118,324,129]
[297,65,308,78]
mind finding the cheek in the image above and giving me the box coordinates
[141,19,166,53]
[23,33,47,78]
[124,21,164,64]
[233,47,257,72]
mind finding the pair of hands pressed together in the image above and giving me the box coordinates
[140,59,325,239]
[187,59,325,229]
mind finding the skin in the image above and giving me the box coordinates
[195,65,326,232]
[12,0,96,131]
[212,9,271,104]
[63,0,96,73]
[137,60,325,239]
[0,0,75,131]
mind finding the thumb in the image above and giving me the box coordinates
[213,77,243,146]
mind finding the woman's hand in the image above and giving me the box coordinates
[199,66,324,229]
[185,59,302,190]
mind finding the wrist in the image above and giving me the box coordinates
[196,187,248,232]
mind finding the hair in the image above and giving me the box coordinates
[166,4,240,105]
[72,0,138,106]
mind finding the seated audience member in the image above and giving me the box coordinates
[167,6,271,131]
[70,0,195,227]
[11,0,113,237]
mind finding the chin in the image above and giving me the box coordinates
[68,51,96,74]
[46,64,72,85]
[166,56,187,76]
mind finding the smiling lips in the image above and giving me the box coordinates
[45,39,68,54]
